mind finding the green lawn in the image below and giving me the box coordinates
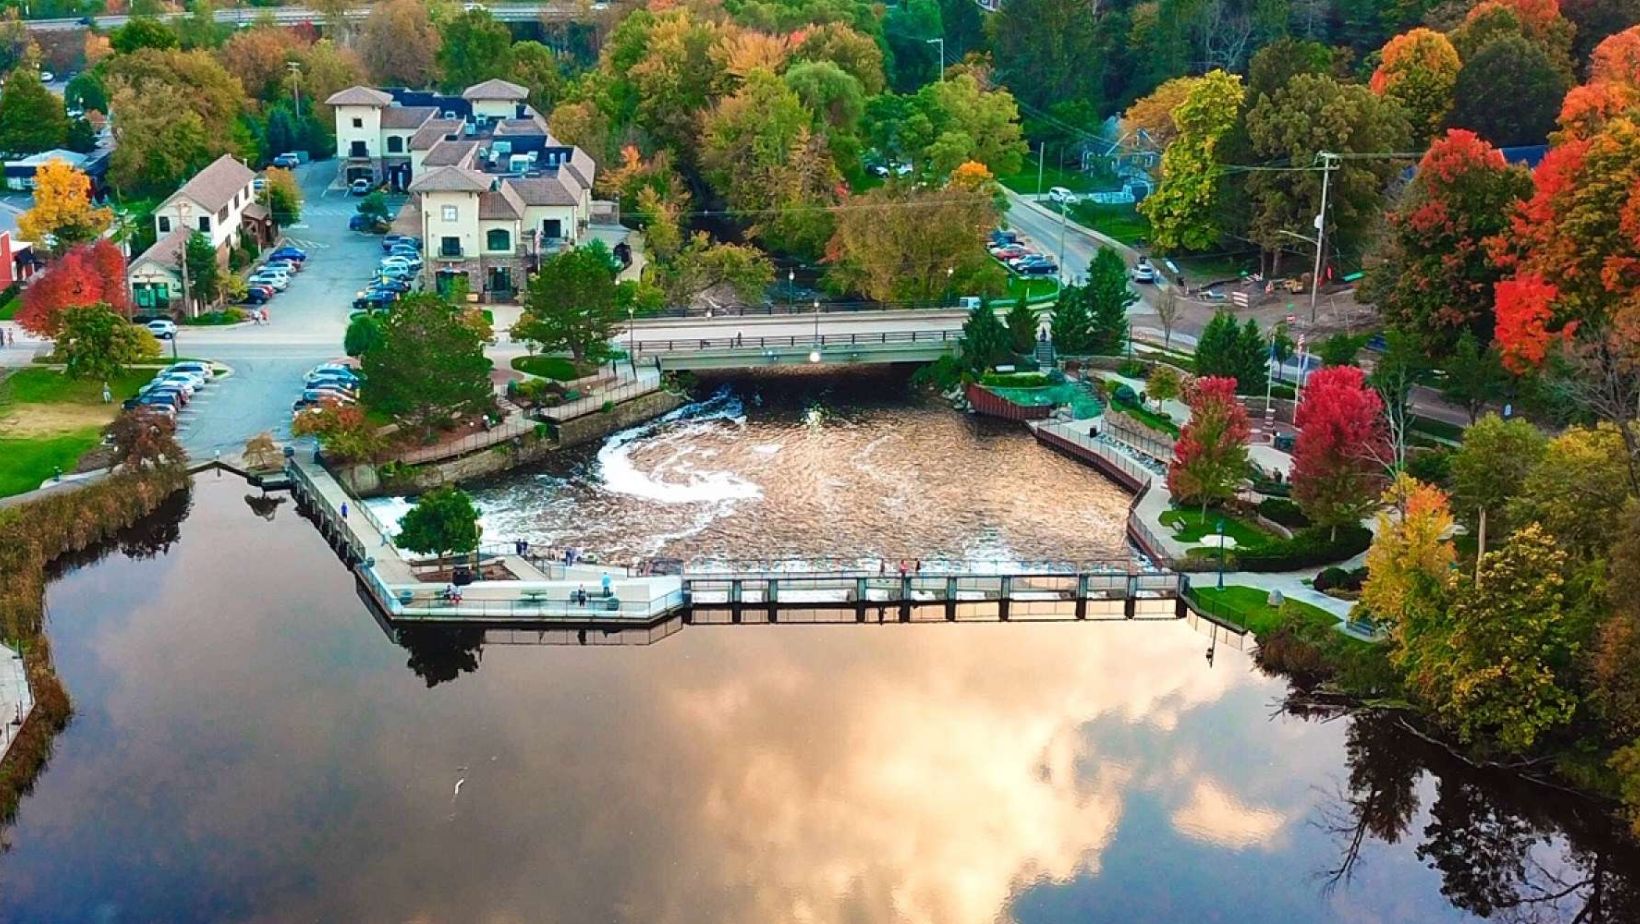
[0,367,151,405]
[997,153,1104,197]
[1001,275,1060,304]
[1160,507,1277,548]
[511,355,596,381]
[1110,396,1179,435]
[0,288,18,321]
[0,431,102,498]
[1189,584,1339,636]
[1070,202,1150,246]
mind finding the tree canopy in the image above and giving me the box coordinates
[513,242,624,365]
[361,292,495,434]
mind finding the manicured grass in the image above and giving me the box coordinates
[511,354,596,381]
[1160,507,1277,548]
[0,367,150,405]
[0,431,101,498]
[997,153,1103,196]
[1069,202,1150,246]
[0,289,18,320]
[181,308,246,326]
[1189,584,1339,636]
[1002,275,1060,304]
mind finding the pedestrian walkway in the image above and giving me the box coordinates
[0,642,33,764]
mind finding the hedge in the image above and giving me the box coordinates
[1187,524,1371,572]
[1257,497,1310,528]
[980,371,1052,388]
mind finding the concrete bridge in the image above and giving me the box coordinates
[628,329,960,371]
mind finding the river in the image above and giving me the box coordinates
[1,379,1637,922]
[377,367,1134,567]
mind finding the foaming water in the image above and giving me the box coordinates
[384,367,1134,566]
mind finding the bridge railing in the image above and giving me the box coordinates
[680,556,1148,577]
[629,329,960,355]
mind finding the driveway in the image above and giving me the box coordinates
[176,162,385,456]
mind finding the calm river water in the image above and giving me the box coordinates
[2,377,1637,922]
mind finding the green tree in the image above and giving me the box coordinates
[344,311,385,358]
[1448,34,1570,148]
[985,0,1108,116]
[823,182,1000,304]
[1507,424,1633,560]
[512,242,622,365]
[960,300,1009,373]
[1050,286,1094,354]
[910,73,1027,178]
[1146,364,1181,411]
[106,49,251,195]
[0,68,68,155]
[1450,413,1547,563]
[784,59,866,135]
[183,231,221,309]
[507,41,561,116]
[438,8,513,93]
[262,166,301,225]
[361,292,495,435]
[1440,331,1508,423]
[65,71,109,114]
[357,190,389,224]
[395,486,483,562]
[110,18,179,55]
[1318,332,1368,367]
[1193,310,1266,393]
[1139,69,1245,252]
[1418,524,1579,753]
[1166,375,1251,513]
[1245,74,1411,269]
[57,304,159,381]
[1085,247,1135,354]
[1369,28,1461,144]
[1004,296,1036,354]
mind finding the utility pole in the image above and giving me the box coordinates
[1036,141,1045,198]
[176,201,193,321]
[1057,197,1068,289]
[1309,151,1338,325]
[926,37,944,81]
[288,61,303,122]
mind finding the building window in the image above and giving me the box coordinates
[198,216,211,233]
[218,206,228,223]
[350,141,367,157]
[486,229,510,252]
[387,136,403,154]
[157,215,171,233]
[441,205,458,222]
[439,236,461,258]
[352,117,363,128]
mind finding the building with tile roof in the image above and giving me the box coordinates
[330,80,607,300]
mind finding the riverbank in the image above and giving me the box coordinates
[0,462,190,825]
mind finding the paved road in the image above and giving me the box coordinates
[175,162,378,456]
[24,2,584,31]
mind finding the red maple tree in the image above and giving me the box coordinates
[1292,366,1388,537]
[1166,375,1250,513]
[15,239,130,337]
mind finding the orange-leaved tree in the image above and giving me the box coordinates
[16,239,130,337]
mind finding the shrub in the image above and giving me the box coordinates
[601,399,615,413]
[1405,446,1453,486]
[1270,383,1296,400]
[1112,383,1138,405]
[1258,497,1310,528]
[980,371,1052,388]
[1313,566,1349,591]
[1116,357,1148,378]
[1191,524,1372,572]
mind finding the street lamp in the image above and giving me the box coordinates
[812,298,821,346]
[287,61,303,123]
[926,38,944,81]
[1215,518,1227,590]
[176,200,193,321]
[627,306,636,376]
[787,269,795,312]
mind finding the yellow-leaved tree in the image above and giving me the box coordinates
[18,159,113,256]
[1362,473,1456,648]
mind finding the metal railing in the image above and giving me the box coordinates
[392,415,543,465]
[536,376,664,422]
[681,556,1146,577]
[387,586,689,622]
[628,329,960,355]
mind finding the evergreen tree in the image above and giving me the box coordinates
[960,301,1009,373]
[0,69,69,155]
[1050,286,1093,354]
[1086,247,1136,354]
[1004,296,1036,354]
[1194,311,1267,393]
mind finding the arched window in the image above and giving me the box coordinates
[486,228,511,252]
[386,136,404,154]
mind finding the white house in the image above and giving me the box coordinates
[152,154,262,256]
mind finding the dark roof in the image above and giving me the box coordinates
[131,226,190,271]
[242,201,271,221]
[380,105,438,130]
[479,185,525,219]
[386,88,471,121]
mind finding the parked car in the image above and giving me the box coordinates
[123,395,178,415]
[157,370,206,390]
[381,253,421,271]
[273,153,301,169]
[139,379,192,401]
[349,178,373,196]
[300,388,355,406]
[377,264,415,281]
[350,214,388,233]
[248,271,289,291]
[38,70,54,83]
[371,276,412,294]
[307,364,359,384]
[307,372,361,391]
[382,235,420,252]
[269,246,307,263]
[138,387,187,408]
[353,290,398,311]
[1132,260,1156,284]
[1047,186,1077,205]
[252,177,268,193]
[1020,261,1059,276]
[144,318,177,340]
[167,361,215,379]
[990,245,1029,261]
[241,287,271,306]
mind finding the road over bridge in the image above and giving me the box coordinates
[618,308,967,370]
[24,3,585,31]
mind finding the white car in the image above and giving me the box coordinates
[309,363,358,380]
[249,272,289,291]
[1047,186,1077,205]
[145,319,177,339]
[158,371,207,390]
[167,361,215,379]
[380,254,420,270]
[144,377,193,398]
[39,70,54,83]
[1132,261,1157,284]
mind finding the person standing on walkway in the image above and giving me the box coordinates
[601,572,612,596]
[340,502,349,519]
[101,382,111,404]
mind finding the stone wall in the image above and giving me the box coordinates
[350,390,685,497]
